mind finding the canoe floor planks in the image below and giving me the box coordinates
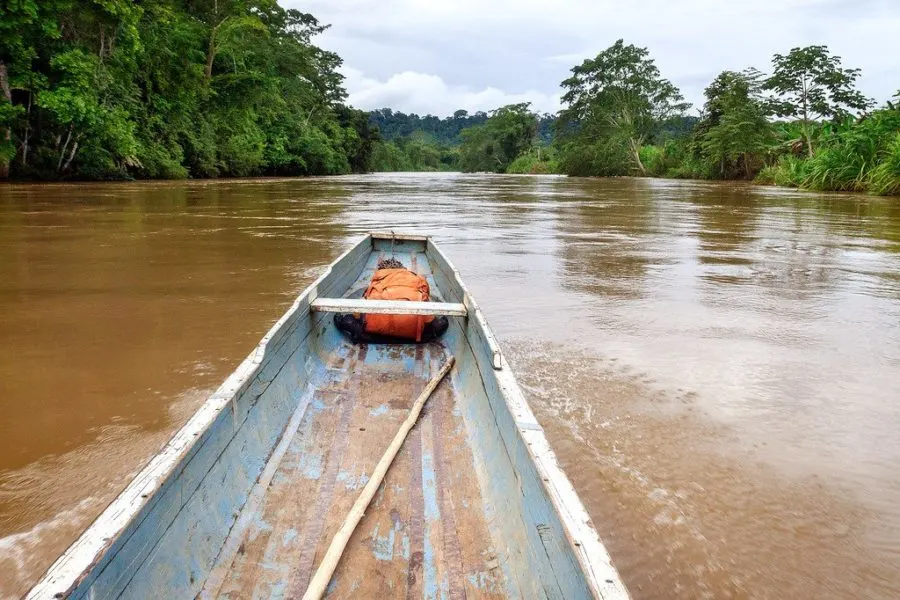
[208,343,508,599]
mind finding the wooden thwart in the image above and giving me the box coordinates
[299,356,456,600]
[310,298,467,317]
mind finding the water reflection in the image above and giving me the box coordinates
[556,179,657,300]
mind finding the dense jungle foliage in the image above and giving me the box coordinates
[552,41,899,195]
[0,0,378,179]
[1,3,896,195]
[366,108,557,172]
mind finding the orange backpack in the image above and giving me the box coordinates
[363,268,433,341]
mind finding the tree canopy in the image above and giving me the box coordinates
[558,39,690,175]
[368,108,489,145]
[458,103,538,173]
[696,70,773,178]
[2,19,897,196]
[764,45,872,156]
[0,0,377,179]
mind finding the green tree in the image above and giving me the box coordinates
[0,0,376,179]
[488,103,538,166]
[0,56,15,178]
[558,39,690,175]
[0,0,66,178]
[697,70,773,178]
[370,140,410,171]
[764,45,872,156]
[458,103,537,173]
[458,125,497,172]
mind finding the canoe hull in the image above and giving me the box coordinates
[27,234,628,600]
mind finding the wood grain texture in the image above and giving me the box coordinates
[301,357,455,600]
[213,346,505,599]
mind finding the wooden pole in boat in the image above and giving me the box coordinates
[301,355,456,600]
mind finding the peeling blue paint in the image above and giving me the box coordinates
[401,534,410,561]
[421,450,445,599]
[251,517,272,537]
[422,453,439,521]
[281,528,298,547]
[298,452,323,480]
[466,571,503,593]
[336,470,369,490]
[371,522,397,561]
[369,403,389,417]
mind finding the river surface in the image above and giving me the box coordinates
[1,173,899,599]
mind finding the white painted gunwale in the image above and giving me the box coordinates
[427,239,630,600]
[26,237,372,600]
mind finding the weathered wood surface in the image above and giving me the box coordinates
[302,356,455,600]
[204,346,507,599]
[310,298,468,317]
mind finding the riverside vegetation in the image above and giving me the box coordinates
[382,41,898,196]
[0,3,896,194]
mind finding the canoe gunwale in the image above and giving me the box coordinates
[426,238,628,599]
[25,236,374,600]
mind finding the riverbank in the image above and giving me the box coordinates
[370,107,900,196]
[634,105,900,196]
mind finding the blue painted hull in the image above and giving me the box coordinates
[28,234,629,600]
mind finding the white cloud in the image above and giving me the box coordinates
[342,68,561,116]
[288,0,900,116]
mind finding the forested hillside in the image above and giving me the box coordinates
[366,108,558,172]
[369,109,489,144]
[0,0,377,180]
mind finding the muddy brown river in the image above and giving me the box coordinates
[1,173,899,599]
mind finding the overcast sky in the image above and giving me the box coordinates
[290,0,900,117]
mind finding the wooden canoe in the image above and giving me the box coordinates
[27,233,629,600]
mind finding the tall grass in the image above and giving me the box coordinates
[756,154,810,187]
[639,140,715,179]
[803,119,879,192]
[756,107,900,195]
[506,148,560,174]
[868,133,900,195]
